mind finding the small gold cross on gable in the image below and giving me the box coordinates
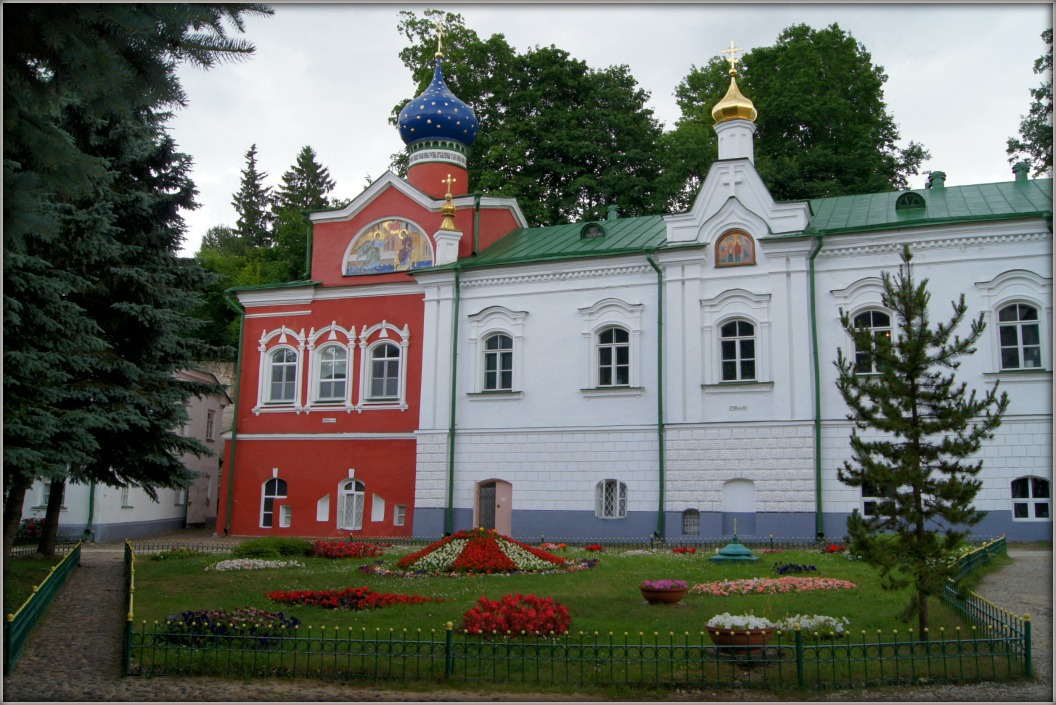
[442,173,457,194]
[722,40,744,72]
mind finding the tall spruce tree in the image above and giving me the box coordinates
[1006,28,1053,176]
[272,145,336,215]
[3,3,272,563]
[834,245,1009,637]
[232,143,274,247]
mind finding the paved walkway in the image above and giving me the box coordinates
[2,539,1051,702]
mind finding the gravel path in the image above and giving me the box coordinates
[2,538,1051,703]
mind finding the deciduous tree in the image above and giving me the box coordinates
[1006,28,1053,176]
[834,246,1008,637]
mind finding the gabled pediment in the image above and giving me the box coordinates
[664,159,810,244]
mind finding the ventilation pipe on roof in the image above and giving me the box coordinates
[1013,161,1031,183]
[926,171,946,190]
[607,204,619,221]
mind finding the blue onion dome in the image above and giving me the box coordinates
[397,58,479,150]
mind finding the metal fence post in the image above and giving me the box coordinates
[444,621,454,679]
[1023,614,1032,678]
[794,626,805,687]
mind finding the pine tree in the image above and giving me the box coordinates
[232,144,274,247]
[3,3,272,564]
[834,245,1009,637]
[272,145,336,215]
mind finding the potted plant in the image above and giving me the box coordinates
[639,579,688,605]
[705,612,776,651]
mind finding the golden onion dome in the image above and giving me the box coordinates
[711,68,757,124]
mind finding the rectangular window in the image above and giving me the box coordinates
[279,505,292,528]
[394,504,406,526]
[205,409,216,441]
[120,486,131,508]
[174,488,187,506]
[596,479,627,519]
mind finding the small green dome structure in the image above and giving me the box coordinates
[709,520,759,563]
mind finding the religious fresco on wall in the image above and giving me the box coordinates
[345,219,434,275]
[715,230,756,267]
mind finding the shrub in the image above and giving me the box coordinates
[231,537,310,559]
[267,587,445,610]
[308,540,389,559]
[461,593,571,637]
[152,547,207,561]
[16,518,43,542]
[772,562,818,575]
[159,607,300,648]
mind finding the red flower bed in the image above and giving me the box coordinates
[396,528,567,573]
[672,547,696,554]
[584,544,604,552]
[462,593,571,637]
[823,543,847,554]
[309,540,389,559]
[266,587,445,610]
[450,536,518,572]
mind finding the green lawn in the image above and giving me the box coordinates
[4,557,58,616]
[132,545,971,637]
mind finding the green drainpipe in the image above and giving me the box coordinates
[222,289,247,537]
[808,233,826,539]
[471,192,482,255]
[444,264,462,535]
[301,210,314,279]
[645,249,666,539]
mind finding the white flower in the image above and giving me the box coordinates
[773,614,850,635]
[205,559,305,572]
[706,612,775,630]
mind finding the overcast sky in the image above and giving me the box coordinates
[168,2,1052,256]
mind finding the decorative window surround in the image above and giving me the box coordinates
[260,476,287,528]
[580,298,644,392]
[358,321,411,411]
[976,269,1052,373]
[1011,476,1050,521]
[306,323,356,413]
[338,479,365,530]
[701,289,770,386]
[595,479,628,519]
[467,306,527,394]
[255,326,306,414]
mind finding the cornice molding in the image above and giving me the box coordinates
[819,230,1051,259]
[463,263,652,288]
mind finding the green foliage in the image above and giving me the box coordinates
[232,144,274,247]
[667,23,929,203]
[151,547,208,561]
[4,4,272,563]
[834,245,1009,634]
[231,537,311,559]
[392,10,666,226]
[272,145,336,215]
[1006,28,1053,176]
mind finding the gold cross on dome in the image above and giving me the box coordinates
[441,173,457,194]
[722,40,744,72]
[435,19,445,57]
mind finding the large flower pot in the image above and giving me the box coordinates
[705,625,775,654]
[639,587,688,605]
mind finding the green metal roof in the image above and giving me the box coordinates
[805,178,1053,235]
[461,214,670,269]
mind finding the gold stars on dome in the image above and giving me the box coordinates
[712,39,758,124]
[439,174,458,231]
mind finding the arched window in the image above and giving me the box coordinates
[682,509,700,535]
[720,319,755,381]
[595,479,627,519]
[267,348,298,403]
[998,304,1042,370]
[483,333,514,391]
[1011,477,1050,520]
[598,327,630,387]
[368,342,401,400]
[261,477,287,528]
[852,310,892,375]
[338,479,365,530]
[315,344,348,401]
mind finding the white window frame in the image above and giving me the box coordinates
[260,477,287,528]
[338,479,366,530]
[975,269,1052,374]
[394,504,406,526]
[40,481,67,510]
[205,409,216,442]
[701,289,771,386]
[467,306,527,396]
[595,479,628,519]
[682,508,701,535]
[120,485,131,508]
[357,322,410,410]
[718,318,757,382]
[279,504,292,528]
[1011,476,1051,521]
[174,487,187,506]
[306,323,356,412]
[254,326,306,414]
[849,308,893,376]
[580,298,644,394]
[997,303,1043,371]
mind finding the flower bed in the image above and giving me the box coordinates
[640,579,687,590]
[308,540,389,559]
[672,547,697,555]
[205,559,305,572]
[395,528,567,574]
[267,587,445,610]
[773,613,850,637]
[690,576,857,596]
[584,543,604,552]
[772,562,818,575]
[462,593,571,637]
[160,607,299,647]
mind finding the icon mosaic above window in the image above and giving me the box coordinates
[715,229,756,267]
[345,219,434,275]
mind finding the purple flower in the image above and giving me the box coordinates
[640,579,687,590]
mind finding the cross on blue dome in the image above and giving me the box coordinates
[397,58,479,148]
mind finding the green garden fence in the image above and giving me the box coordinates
[4,541,82,674]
